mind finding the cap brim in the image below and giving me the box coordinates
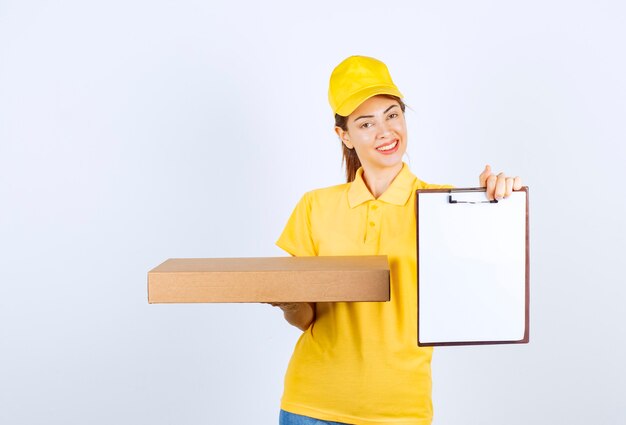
[335,85,404,116]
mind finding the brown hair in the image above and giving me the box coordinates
[335,95,406,182]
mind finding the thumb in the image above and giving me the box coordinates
[479,164,491,186]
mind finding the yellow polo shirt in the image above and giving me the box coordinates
[276,163,452,425]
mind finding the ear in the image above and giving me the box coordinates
[335,126,354,150]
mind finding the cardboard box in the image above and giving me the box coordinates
[148,256,390,303]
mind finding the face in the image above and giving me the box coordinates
[336,95,407,173]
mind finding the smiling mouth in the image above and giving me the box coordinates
[376,140,398,152]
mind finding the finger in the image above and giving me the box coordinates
[479,164,491,187]
[486,174,497,200]
[274,302,297,310]
[513,176,522,190]
[268,302,290,308]
[494,173,506,200]
[504,177,514,198]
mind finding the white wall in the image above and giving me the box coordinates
[1,1,624,424]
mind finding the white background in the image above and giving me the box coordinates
[1,1,625,424]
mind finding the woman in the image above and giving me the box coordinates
[271,56,522,425]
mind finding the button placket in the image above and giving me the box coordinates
[365,202,381,245]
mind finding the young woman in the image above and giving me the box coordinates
[272,56,522,425]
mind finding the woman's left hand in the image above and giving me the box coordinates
[479,165,522,201]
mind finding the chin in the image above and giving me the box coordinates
[377,151,404,167]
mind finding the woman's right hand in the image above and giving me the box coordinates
[267,302,301,312]
[265,302,316,331]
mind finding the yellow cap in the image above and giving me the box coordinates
[328,55,404,117]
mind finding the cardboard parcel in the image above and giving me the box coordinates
[148,256,390,303]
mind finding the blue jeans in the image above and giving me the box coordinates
[279,410,351,425]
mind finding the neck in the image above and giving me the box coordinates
[361,162,404,198]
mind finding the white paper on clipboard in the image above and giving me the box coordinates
[416,187,529,346]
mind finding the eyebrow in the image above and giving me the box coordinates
[353,104,399,122]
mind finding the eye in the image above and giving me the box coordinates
[388,112,398,119]
[360,122,373,129]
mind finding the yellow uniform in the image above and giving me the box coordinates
[276,163,452,425]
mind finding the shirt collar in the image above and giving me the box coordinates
[347,162,416,208]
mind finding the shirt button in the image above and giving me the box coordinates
[369,222,375,227]
[371,204,378,210]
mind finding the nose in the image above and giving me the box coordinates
[377,119,392,139]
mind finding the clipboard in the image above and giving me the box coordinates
[416,187,529,346]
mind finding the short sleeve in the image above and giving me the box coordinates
[425,183,455,189]
[415,177,455,190]
[276,192,317,257]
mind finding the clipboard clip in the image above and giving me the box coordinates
[448,195,498,204]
